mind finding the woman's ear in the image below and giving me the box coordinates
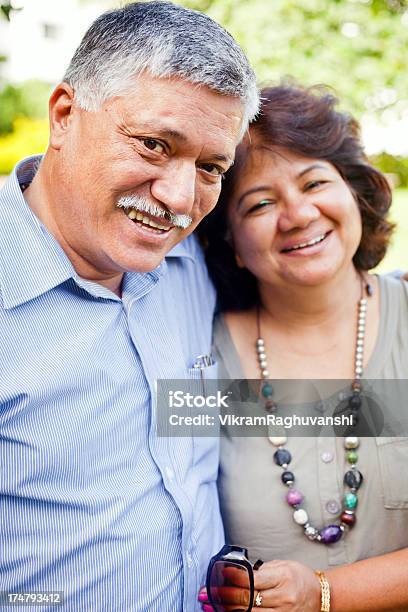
[225,229,245,269]
[235,251,245,269]
[224,228,233,247]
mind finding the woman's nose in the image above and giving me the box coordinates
[277,194,320,232]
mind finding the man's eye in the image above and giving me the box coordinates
[248,199,275,213]
[141,138,166,154]
[199,163,225,177]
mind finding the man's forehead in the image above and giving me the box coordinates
[108,74,243,133]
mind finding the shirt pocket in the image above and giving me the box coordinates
[187,361,218,380]
[375,437,408,508]
[187,361,220,476]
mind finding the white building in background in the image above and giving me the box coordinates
[0,0,109,85]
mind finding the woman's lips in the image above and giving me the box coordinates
[281,230,332,253]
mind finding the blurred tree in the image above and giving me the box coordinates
[1,2,22,21]
[176,0,407,120]
[0,80,50,134]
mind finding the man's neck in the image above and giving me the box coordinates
[23,160,124,298]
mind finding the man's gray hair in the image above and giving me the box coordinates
[63,1,259,131]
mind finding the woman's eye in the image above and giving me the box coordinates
[141,138,166,154]
[305,180,326,190]
[200,163,225,177]
[248,199,275,213]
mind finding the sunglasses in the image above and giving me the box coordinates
[206,545,264,612]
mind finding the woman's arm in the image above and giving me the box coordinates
[247,548,408,611]
[325,547,408,612]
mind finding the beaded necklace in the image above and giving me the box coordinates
[256,279,372,544]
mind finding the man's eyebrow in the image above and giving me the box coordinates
[126,122,235,167]
[143,125,189,143]
[297,163,327,178]
[213,154,234,168]
[237,186,271,210]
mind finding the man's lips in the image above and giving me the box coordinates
[281,230,332,253]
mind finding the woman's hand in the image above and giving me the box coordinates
[198,559,321,611]
[252,560,321,611]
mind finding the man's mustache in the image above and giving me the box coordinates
[116,195,193,230]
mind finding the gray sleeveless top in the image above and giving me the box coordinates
[213,275,408,569]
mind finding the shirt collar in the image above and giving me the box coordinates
[0,155,195,310]
[165,240,195,261]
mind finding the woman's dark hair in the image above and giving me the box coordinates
[199,83,394,311]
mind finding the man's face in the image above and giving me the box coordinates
[48,74,243,284]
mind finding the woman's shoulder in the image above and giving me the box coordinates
[213,311,251,379]
[367,274,408,378]
[378,273,408,319]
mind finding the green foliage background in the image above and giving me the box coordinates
[179,0,407,120]
[0,0,407,270]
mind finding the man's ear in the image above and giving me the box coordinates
[48,82,76,150]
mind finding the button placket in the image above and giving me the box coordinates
[317,437,348,565]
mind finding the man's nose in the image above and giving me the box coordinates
[150,160,196,216]
[277,192,320,233]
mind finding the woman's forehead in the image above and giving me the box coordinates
[235,142,334,174]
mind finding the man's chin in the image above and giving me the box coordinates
[115,246,170,274]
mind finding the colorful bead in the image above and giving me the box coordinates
[349,394,362,409]
[293,509,309,525]
[340,511,356,527]
[265,399,276,412]
[286,489,304,506]
[344,436,359,450]
[261,383,274,398]
[344,469,363,490]
[269,436,287,446]
[319,525,343,544]
[346,450,358,464]
[344,492,358,509]
[304,525,319,540]
[281,471,295,485]
[274,448,292,466]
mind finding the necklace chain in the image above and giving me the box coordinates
[255,278,371,544]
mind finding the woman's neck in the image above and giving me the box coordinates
[258,266,364,332]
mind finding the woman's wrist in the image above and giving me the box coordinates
[315,570,331,612]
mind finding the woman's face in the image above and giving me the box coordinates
[227,144,363,289]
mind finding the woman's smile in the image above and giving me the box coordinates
[280,229,333,254]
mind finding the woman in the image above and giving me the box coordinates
[199,84,408,611]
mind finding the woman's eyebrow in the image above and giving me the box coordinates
[237,186,271,210]
[297,163,328,178]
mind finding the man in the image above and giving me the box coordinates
[0,3,258,610]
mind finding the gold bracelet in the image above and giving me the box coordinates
[315,570,331,612]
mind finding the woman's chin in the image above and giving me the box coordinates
[277,264,343,288]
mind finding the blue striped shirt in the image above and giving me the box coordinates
[0,156,223,611]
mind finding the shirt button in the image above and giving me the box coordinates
[165,466,175,480]
[321,451,334,463]
[326,500,341,514]
[186,552,193,567]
